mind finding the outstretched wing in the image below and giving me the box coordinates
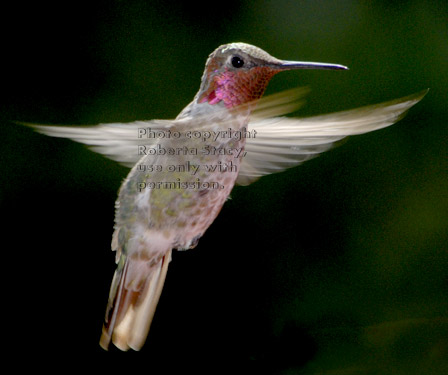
[24,120,172,167]
[22,88,427,183]
[22,88,309,167]
[236,90,428,185]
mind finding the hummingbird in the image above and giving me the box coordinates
[28,42,427,351]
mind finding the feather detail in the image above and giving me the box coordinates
[100,250,172,351]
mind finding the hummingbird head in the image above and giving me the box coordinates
[197,42,347,110]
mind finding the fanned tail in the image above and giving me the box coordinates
[100,249,172,351]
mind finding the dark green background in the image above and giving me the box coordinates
[1,1,447,372]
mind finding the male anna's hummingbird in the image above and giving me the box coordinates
[30,43,427,351]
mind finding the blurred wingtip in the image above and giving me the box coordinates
[407,88,430,102]
[13,120,66,136]
[252,86,311,119]
[12,120,40,129]
[396,88,429,107]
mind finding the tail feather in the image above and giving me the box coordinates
[100,250,172,351]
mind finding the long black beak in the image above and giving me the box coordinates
[277,60,348,70]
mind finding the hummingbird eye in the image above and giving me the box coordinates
[231,56,245,68]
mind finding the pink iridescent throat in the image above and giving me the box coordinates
[199,67,277,109]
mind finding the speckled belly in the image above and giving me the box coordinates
[117,131,246,251]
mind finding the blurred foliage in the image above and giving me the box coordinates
[1,0,446,373]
